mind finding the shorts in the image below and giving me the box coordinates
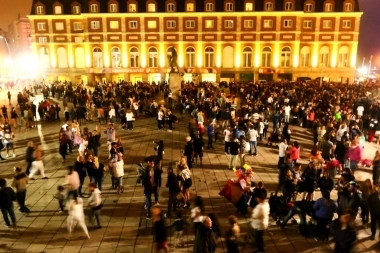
[194,151,203,158]
[183,178,192,189]
[155,241,168,250]
[5,143,13,149]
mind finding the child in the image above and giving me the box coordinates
[166,211,188,248]
[54,185,67,213]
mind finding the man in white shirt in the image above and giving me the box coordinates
[284,104,291,123]
[357,105,364,117]
[247,125,259,156]
[223,126,231,154]
[278,139,288,168]
[250,192,270,253]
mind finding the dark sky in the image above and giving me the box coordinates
[0,0,379,67]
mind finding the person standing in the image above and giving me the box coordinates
[333,213,357,253]
[0,178,17,228]
[25,141,35,174]
[193,216,217,253]
[247,125,259,156]
[66,197,90,239]
[250,192,270,253]
[224,125,231,155]
[59,131,69,162]
[165,166,180,218]
[368,185,380,240]
[157,109,164,130]
[183,136,193,169]
[143,157,156,219]
[228,136,240,170]
[278,139,288,169]
[193,137,204,167]
[65,165,80,201]
[207,122,214,149]
[346,138,363,174]
[313,191,338,242]
[7,91,11,105]
[3,128,16,158]
[65,126,74,154]
[29,145,48,180]
[75,156,87,197]
[90,157,105,191]
[12,167,30,213]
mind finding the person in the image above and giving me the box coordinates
[250,192,270,253]
[282,169,296,203]
[153,159,162,204]
[152,206,169,253]
[346,139,363,174]
[29,145,48,180]
[143,157,156,219]
[88,182,102,229]
[179,160,192,208]
[333,213,357,253]
[25,141,35,174]
[166,211,187,248]
[360,179,375,228]
[372,150,380,185]
[193,136,204,167]
[75,155,87,197]
[224,125,231,154]
[193,216,217,253]
[288,141,300,167]
[207,121,214,149]
[66,197,90,240]
[225,215,241,253]
[317,171,334,193]
[54,185,67,213]
[90,157,105,191]
[113,153,125,194]
[3,128,16,157]
[247,125,259,156]
[59,131,69,162]
[183,136,193,169]
[125,109,134,130]
[165,166,180,218]
[229,136,240,169]
[368,185,380,240]
[191,196,205,238]
[0,178,17,228]
[65,166,80,201]
[11,167,30,213]
[313,191,338,242]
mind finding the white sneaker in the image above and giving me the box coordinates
[5,154,9,158]
[167,130,172,132]
[12,154,16,158]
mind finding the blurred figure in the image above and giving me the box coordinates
[193,216,217,253]
[333,213,356,253]
[66,197,90,240]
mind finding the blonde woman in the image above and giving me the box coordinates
[178,158,192,208]
[318,125,326,144]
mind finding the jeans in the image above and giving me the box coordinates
[254,229,265,252]
[16,191,27,212]
[89,209,101,227]
[92,177,104,191]
[145,193,152,215]
[281,204,307,232]
[1,206,16,226]
[249,141,257,155]
[207,134,213,149]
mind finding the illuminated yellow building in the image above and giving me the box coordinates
[28,0,362,83]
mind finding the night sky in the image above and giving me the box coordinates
[0,0,379,67]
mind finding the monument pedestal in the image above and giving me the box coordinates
[169,72,181,101]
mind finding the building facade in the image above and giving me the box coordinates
[28,0,362,84]
[7,17,32,56]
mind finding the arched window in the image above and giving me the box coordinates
[39,47,50,68]
[93,47,103,68]
[204,47,214,68]
[222,46,234,68]
[185,47,195,67]
[167,3,175,11]
[148,47,158,67]
[320,46,330,66]
[338,46,349,67]
[265,2,273,11]
[110,3,118,12]
[57,47,68,68]
[130,47,139,67]
[90,4,98,12]
[344,3,352,11]
[261,47,272,67]
[305,3,313,12]
[111,47,121,68]
[325,3,333,12]
[281,47,291,67]
[245,2,253,11]
[242,47,252,68]
[36,6,44,14]
[148,3,156,12]
[284,2,293,10]
[54,6,62,14]
[300,46,311,67]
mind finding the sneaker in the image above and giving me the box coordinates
[4,224,11,228]
[12,154,16,158]
[146,214,152,219]
[5,154,9,158]
[167,130,172,132]
[58,211,63,214]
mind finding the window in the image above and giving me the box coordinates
[344,3,353,11]
[263,20,273,28]
[225,20,234,28]
[338,46,349,67]
[129,4,137,12]
[91,21,100,29]
[205,20,214,29]
[110,4,118,12]
[90,4,98,12]
[37,22,46,31]
[73,22,83,30]
[281,47,291,67]
[148,47,158,68]
[36,6,44,14]
[206,3,213,11]
[167,21,176,28]
[242,47,252,68]
[38,37,47,43]
[305,3,312,12]
[342,20,352,28]
[130,47,139,67]
[244,20,253,28]
[322,20,332,28]
[325,3,333,11]
[129,21,138,29]
[185,47,195,67]
[93,47,103,68]
[73,6,80,14]
[245,3,253,11]
[111,47,121,68]
[265,2,273,11]
[300,46,310,67]
[167,3,175,11]
[303,20,312,28]
[147,20,157,29]
[186,3,194,11]
[261,47,272,67]
[186,20,195,28]
[320,46,329,66]
[283,20,293,28]
[226,3,233,11]
[285,2,293,10]
[204,47,214,68]
[148,3,156,12]
[55,6,62,14]
[110,21,119,29]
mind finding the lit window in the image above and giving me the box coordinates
[110,21,119,29]
[205,20,214,28]
[320,46,329,66]
[129,21,138,29]
[167,3,175,11]
[36,6,44,14]
[322,20,332,28]
[224,20,234,28]
[245,3,253,11]
[342,20,352,28]
[55,6,62,14]
[186,20,195,28]
[186,47,195,68]
[300,47,310,67]
[148,3,156,12]
[129,4,137,12]
[242,47,252,68]
[73,22,83,30]
[244,20,253,28]
[338,46,349,67]
[285,2,293,10]
[265,2,273,11]
[93,47,103,68]
[206,3,213,11]
[281,47,291,68]
[111,47,121,68]
[167,21,176,28]
[91,21,100,29]
[325,3,332,11]
[283,20,293,28]
[148,47,158,68]
[344,3,353,11]
[73,6,80,14]
[204,47,214,68]
[37,22,46,31]
[90,4,98,12]
[226,3,233,11]
[147,20,157,29]
[263,20,273,28]
[261,47,272,67]
[186,3,194,11]
[130,47,139,67]
[38,37,47,43]
[110,4,118,12]
[303,20,312,28]
[305,3,312,12]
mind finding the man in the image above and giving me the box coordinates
[12,167,30,213]
[278,139,288,169]
[165,167,180,218]
[250,192,270,253]
[75,155,87,197]
[29,145,48,180]
[247,125,259,156]
[193,136,204,167]
[143,157,156,219]
[320,136,333,161]
[273,110,281,132]
[0,178,17,228]
[368,185,380,240]
[193,216,217,253]
[25,141,35,175]
[65,126,74,154]
[223,125,231,155]
[152,206,169,253]
[206,122,214,149]
[229,136,240,170]
[106,123,116,157]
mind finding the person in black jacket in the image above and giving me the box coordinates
[25,141,35,174]
[0,178,17,227]
[143,157,156,219]
[368,186,380,240]
[193,137,204,167]
[153,159,163,205]
[91,130,101,156]
[183,136,193,169]
[334,213,356,253]
[74,155,87,197]
[166,167,180,218]
[152,206,169,253]
[318,171,335,193]
[193,216,217,253]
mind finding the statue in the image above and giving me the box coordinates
[167,46,179,73]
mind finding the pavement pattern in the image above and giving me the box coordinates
[0,89,379,253]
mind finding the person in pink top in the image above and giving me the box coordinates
[288,141,300,168]
[346,139,363,174]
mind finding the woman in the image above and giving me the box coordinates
[78,134,88,157]
[166,110,177,132]
[304,163,317,201]
[318,125,327,145]
[372,150,380,185]
[59,131,68,162]
[90,157,105,191]
[360,179,375,227]
[65,165,80,201]
[346,139,363,174]
[313,191,338,242]
[113,152,124,194]
[125,109,134,130]
[183,136,193,169]
[282,169,296,203]
[179,159,192,208]
[72,119,81,146]
[282,123,291,144]
[109,105,116,123]
[10,107,18,127]
[288,141,300,168]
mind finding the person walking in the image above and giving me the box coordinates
[368,185,380,240]
[0,178,17,228]
[29,145,48,180]
[75,155,87,197]
[11,167,30,213]
[333,213,357,253]
[229,136,240,169]
[247,125,259,156]
[143,157,156,219]
[179,160,192,208]
[223,125,231,155]
[313,191,338,242]
[25,141,35,174]
[65,166,80,201]
[152,205,169,253]
[166,166,180,218]
[207,122,214,149]
[87,182,102,229]
[59,131,69,162]
[250,192,270,253]
[225,215,241,253]
[90,157,105,191]
[66,197,90,240]
[193,216,217,253]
